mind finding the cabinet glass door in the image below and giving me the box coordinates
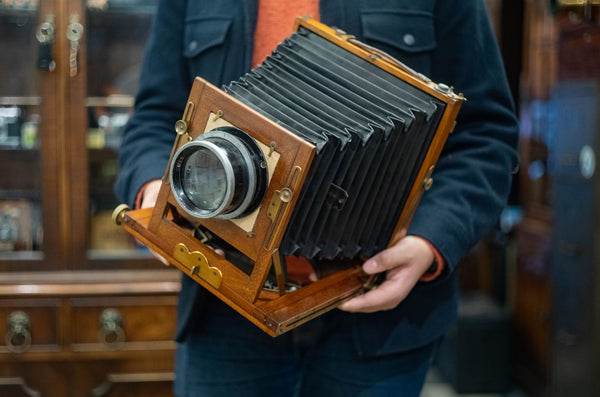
[83,0,157,264]
[0,1,45,264]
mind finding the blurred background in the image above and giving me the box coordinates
[0,0,598,396]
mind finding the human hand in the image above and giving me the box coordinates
[338,233,435,313]
[140,179,163,209]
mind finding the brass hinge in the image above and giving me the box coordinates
[173,243,223,289]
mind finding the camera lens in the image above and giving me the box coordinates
[181,147,228,212]
[170,127,268,219]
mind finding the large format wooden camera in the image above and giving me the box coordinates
[113,18,464,336]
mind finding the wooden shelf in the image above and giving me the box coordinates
[0,97,42,107]
[0,269,181,297]
[86,96,134,108]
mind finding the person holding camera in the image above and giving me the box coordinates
[116,1,519,396]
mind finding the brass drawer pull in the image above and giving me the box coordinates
[98,308,125,349]
[6,311,32,353]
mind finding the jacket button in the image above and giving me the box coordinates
[188,40,198,52]
[403,33,415,46]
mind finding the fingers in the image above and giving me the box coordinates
[363,236,434,275]
[208,246,225,257]
[360,229,409,274]
[338,236,437,313]
[339,279,408,313]
[361,242,406,275]
[149,249,170,266]
[140,180,162,209]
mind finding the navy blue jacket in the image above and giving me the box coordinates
[115,0,519,356]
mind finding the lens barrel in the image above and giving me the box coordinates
[170,126,268,219]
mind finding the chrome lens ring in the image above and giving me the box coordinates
[170,139,235,219]
[215,128,268,219]
[219,136,257,219]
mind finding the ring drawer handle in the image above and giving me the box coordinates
[6,311,32,353]
[98,308,125,349]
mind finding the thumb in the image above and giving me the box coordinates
[362,246,401,275]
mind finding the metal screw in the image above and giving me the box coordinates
[435,83,450,93]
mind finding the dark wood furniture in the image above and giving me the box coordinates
[516,1,600,395]
[0,1,180,395]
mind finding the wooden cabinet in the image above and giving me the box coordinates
[0,272,180,396]
[516,1,600,396]
[0,1,181,395]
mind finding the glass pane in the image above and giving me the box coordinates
[0,2,44,258]
[85,0,157,259]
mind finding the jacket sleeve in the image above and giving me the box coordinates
[406,0,519,273]
[114,0,190,206]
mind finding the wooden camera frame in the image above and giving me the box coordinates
[113,18,464,336]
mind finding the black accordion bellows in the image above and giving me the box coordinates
[224,26,447,260]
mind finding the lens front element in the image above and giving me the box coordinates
[181,147,228,212]
[170,127,268,219]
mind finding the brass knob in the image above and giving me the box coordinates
[98,308,125,349]
[6,311,32,353]
[278,188,293,203]
[423,177,434,191]
[111,204,130,226]
[174,119,188,135]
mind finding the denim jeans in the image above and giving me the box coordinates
[174,295,437,397]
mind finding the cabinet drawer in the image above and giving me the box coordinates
[0,299,61,354]
[70,295,177,351]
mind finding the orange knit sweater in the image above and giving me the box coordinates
[252,0,319,68]
[252,0,320,282]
